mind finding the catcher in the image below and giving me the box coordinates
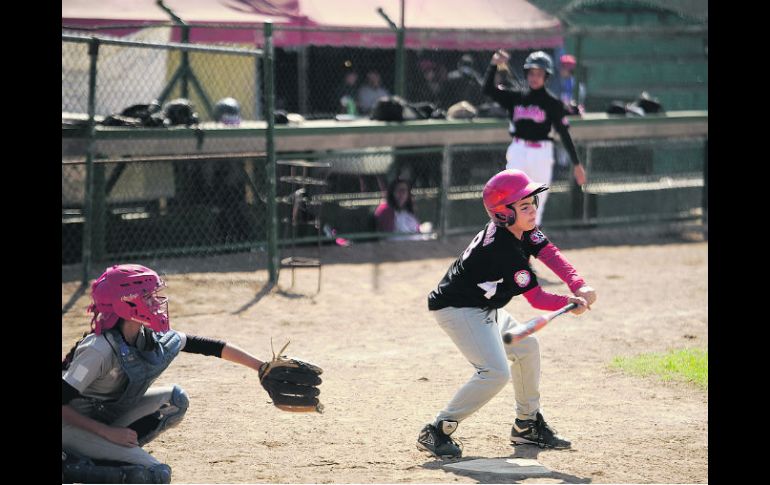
[62,264,323,484]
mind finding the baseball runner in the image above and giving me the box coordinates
[62,264,322,483]
[416,169,597,459]
[483,50,587,226]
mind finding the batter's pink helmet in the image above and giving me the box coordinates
[88,264,169,335]
[483,169,548,226]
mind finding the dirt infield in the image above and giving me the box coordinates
[62,224,708,484]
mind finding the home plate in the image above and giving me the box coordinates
[444,458,550,476]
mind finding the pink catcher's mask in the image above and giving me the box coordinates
[87,264,170,335]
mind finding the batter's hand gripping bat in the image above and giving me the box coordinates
[503,303,578,344]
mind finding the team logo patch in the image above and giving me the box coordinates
[530,230,545,244]
[514,270,531,288]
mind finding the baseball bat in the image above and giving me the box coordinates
[502,303,578,344]
[495,50,526,90]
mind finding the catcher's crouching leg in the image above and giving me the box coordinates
[62,450,172,484]
[131,385,189,446]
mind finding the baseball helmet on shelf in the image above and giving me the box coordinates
[88,264,169,335]
[482,169,548,226]
[163,98,199,126]
[213,97,241,125]
[523,51,554,76]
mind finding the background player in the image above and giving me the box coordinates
[482,50,587,226]
[416,169,597,459]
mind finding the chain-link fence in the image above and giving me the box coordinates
[62,25,707,285]
[62,29,264,121]
[62,155,269,264]
[62,29,275,283]
[62,23,537,121]
[271,134,705,243]
[273,45,533,120]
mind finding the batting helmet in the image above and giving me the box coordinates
[560,54,577,68]
[213,97,241,125]
[523,51,554,76]
[162,98,199,126]
[483,169,548,227]
[88,264,169,335]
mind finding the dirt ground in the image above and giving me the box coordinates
[62,223,708,484]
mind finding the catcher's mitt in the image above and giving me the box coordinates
[258,340,324,413]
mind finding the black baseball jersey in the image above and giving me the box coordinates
[482,65,581,166]
[428,222,550,310]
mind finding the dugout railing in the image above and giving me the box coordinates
[63,108,707,284]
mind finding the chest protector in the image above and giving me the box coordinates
[90,329,182,422]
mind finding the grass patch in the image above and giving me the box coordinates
[610,348,707,390]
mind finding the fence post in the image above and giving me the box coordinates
[702,138,708,229]
[439,145,452,240]
[573,32,583,107]
[264,21,279,284]
[254,33,262,120]
[395,0,405,97]
[376,5,405,97]
[181,25,190,99]
[298,45,309,115]
[92,163,107,263]
[578,143,591,223]
[81,37,100,286]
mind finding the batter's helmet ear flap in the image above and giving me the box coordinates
[496,206,516,225]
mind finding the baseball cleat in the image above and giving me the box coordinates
[510,412,571,449]
[416,421,462,459]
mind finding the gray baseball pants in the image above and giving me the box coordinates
[432,306,542,426]
[62,386,178,467]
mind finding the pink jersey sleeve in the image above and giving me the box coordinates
[522,286,570,311]
[536,243,586,293]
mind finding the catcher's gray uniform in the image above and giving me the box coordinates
[62,329,188,467]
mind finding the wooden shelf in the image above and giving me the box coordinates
[280,256,321,268]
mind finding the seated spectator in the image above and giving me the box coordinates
[336,64,360,115]
[409,59,447,106]
[374,179,432,240]
[357,70,390,115]
[558,54,586,115]
[439,54,485,110]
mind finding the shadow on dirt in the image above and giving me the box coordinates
[231,281,275,314]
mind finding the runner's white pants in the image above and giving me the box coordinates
[505,139,554,226]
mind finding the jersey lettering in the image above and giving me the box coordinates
[477,278,504,299]
[462,230,485,261]
[513,105,546,123]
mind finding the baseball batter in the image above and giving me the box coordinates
[482,50,587,226]
[62,264,321,483]
[416,169,597,459]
